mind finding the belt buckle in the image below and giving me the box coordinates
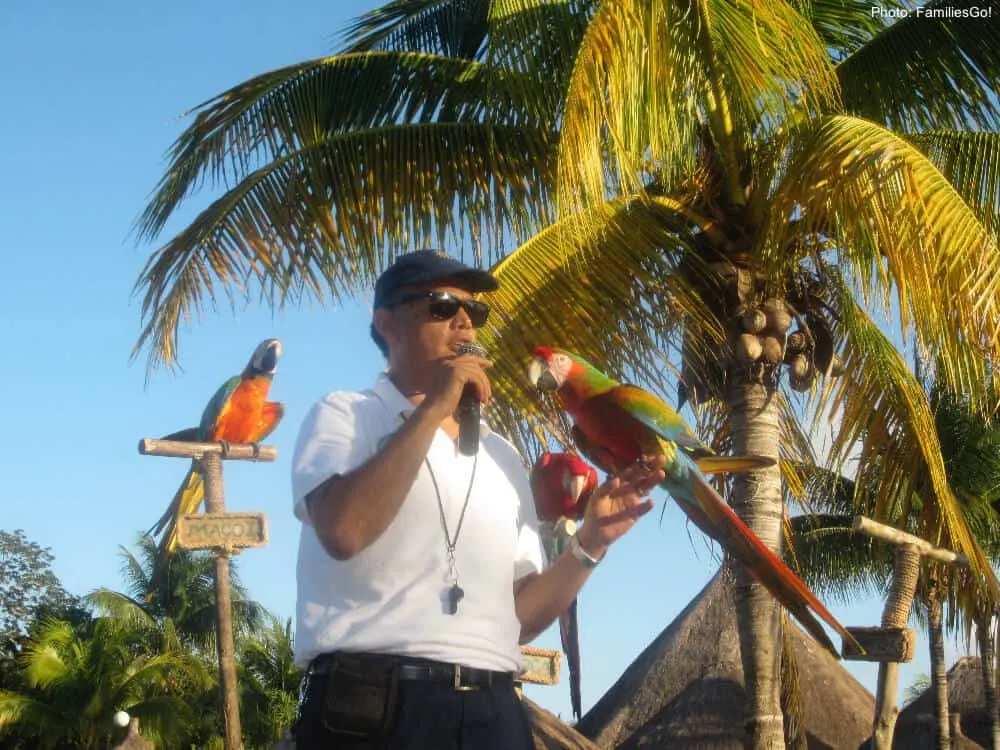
[453,664,479,691]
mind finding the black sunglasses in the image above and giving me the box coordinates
[388,291,490,328]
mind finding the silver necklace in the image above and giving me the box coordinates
[424,453,478,615]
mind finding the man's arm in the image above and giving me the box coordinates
[513,457,665,642]
[306,354,493,561]
[306,401,443,560]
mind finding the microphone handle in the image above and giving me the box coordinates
[457,384,480,456]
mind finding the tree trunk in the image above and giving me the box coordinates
[928,583,950,750]
[978,612,999,750]
[727,373,785,750]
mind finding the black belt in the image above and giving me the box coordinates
[310,652,514,691]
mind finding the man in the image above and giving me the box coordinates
[291,250,664,748]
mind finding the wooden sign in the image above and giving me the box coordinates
[518,646,561,686]
[842,626,917,663]
[177,512,268,551]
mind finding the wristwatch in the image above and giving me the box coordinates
[569,533,605,568]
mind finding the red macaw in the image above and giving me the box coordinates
[527,346,855,657]
[529,452,599,720]
[150,338,284,561]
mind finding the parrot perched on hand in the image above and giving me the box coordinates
[529,452,599,720]
[150,338,285,562]
[527,346,855,657]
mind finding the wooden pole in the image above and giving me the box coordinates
[201,451,243,750]
[871,543,921,750]
[139,438,277,750]
[852,517,969,750]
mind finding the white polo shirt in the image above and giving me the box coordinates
[291,373,545,673]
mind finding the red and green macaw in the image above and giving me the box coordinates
[527,346,854,657]
[150,338,285,561]
[529,452,599,720]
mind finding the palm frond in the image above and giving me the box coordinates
[341,0,491,58]
[767,115,1000,409]
[556,0,839,221]
[484,0,593,119]
[84,589,156,632]
[0,690,70,736]
[907,130,1000,239]
[837,0,1000,131]
[789,0,906,60]
[136,51,544,242]
[135,121,554,375]
[824,291,1000,603]
[480,195,718,456]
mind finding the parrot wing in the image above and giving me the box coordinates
[607,385,712,455]
[199,375,242,438]
[159,426,200,442]
[255,401,285,442]
[675,458,854,657]
[571,425,621,475]
[607,387,776,473]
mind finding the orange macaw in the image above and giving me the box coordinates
[150,338,284,560]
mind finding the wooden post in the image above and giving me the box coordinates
[139,438,277,750]
[851,516,969,750]
[202,451,242,750]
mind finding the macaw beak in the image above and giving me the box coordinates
[528,357,559,391]
[569,475,589,504]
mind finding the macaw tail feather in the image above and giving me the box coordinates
[559,598,582,721]
[694,454,777,475]
[150,466,204,558]
[689,473,856,658]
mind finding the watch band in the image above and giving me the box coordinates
[569,533,604,568]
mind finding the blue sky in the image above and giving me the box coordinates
[1,0,968,724]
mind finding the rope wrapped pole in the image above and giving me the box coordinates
[852,516,969,750]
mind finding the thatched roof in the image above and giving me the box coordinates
[524,696,602,749]
[893,656,989,749]
[574,569,875,749]
[112,718,153,750]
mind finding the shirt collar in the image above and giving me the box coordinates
[372,371,492,436]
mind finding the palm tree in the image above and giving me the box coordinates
[238,614,303,749]
[0,615,210,749]
[88,535,264,653]
[924,380,1000,748]
[133,2,1000,745]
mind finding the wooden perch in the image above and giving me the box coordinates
[852,516,969,566]
[850,516,968,750]
[138,438,277,750]
[138,438,277,462]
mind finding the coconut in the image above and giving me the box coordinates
[786,330,808,355]
[735,333,763,365]
[741,308,767,334]
[827,353,845,377]
[761,335,784,365]
[790,354,814,391]
[762,298,792,333]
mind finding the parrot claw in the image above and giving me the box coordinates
[218,439,232,457]
[250,442,261,459]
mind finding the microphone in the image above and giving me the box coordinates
[456,342,487,456]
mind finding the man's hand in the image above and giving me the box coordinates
[420,353,493,421]
[576,455,665,559]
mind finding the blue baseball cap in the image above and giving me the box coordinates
[373,250,499,308]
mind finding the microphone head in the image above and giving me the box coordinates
[457,342,487,358]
